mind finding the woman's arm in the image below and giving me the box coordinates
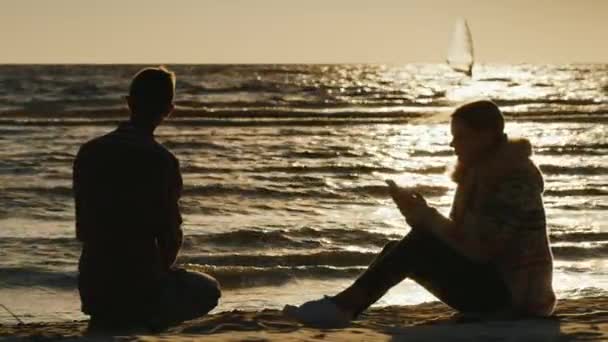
[419,172,544,262]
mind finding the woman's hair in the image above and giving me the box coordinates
[451,100,504,135]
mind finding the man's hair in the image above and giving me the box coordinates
[451,100,504,134]
[129,66,176,115]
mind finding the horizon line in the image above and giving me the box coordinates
[1,61,607,66]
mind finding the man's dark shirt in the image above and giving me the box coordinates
[73,121,182,315]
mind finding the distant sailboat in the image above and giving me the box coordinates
[447,18,474,77]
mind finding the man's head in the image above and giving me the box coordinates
[449,100,506,164]
[127,66,176,127]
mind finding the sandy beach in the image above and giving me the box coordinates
[2,296,608,341]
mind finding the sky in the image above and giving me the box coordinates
[1,0,607,64]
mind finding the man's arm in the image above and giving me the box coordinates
[158,226,183,270]
[158,157,184,270]
[73,148,86,242]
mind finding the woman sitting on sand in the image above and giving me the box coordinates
[285,100,556,326]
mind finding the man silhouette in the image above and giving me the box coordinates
[73,67,221,330]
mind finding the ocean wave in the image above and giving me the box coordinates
[184,229,322,249]
[291,227,397,245]
[7,227,608,257]
[503,111,608,123]
[0,264,362,290]
[550,232,608,243]
[0,228,394,260]
[409,150,454,157]
[1,107,607,127]
[0,236,78,247]
[4,252,607,291]
[560,287,608,299]
[184,264,363,289]
[0,127,40,136]
[536,144,608,156]
[278,145,445,160]
[476,77,514,83]
[540,164,608,175]
[0,104,428,119]
[0,117,418,127]
[181,182,448,200]
[497,98,602,107]
[248,164,446,175]
[180,164,381,175]
[2,185,73,197]
[179,78,300,95]
[180,166,239,174]
[247,174,326,185]
[350,184,448,198]
[182,183,343,200]
[1,150,75,163]
[532,82,553,87]
[185,227,397,250]
[2,238,608,291]
[3,182,362,201]
[551,203,608,210]
[1,64,607,127]
[180,243,608,267]
[0,266,76,289]
[552,243,608,260]
[179,250,377,267]
[0,160,40,175]
[544,188,608,197]
[281,150,365,159]
[162,140,231,151]
[247,165,401,175]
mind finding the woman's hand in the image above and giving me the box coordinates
[388,186,430,228]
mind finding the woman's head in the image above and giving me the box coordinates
[450,100,506,164]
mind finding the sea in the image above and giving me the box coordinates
[0,64,606,323]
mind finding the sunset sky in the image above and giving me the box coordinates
[2,0,607,64]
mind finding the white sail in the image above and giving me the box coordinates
[447,18,474,77]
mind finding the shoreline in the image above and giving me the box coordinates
[2,296,608,341]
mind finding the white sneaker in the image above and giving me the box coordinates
[282,296,353,328]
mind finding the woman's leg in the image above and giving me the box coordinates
[403,232,511,314]
[332,230,422,314]
[333,229,510,316]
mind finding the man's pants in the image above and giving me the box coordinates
[89,268,221,330]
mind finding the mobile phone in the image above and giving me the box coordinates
[386,180,417,197]
[385,179,398,190]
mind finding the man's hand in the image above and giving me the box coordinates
[387,183,431,228]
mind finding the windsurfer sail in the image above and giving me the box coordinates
[447,18,474,77]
